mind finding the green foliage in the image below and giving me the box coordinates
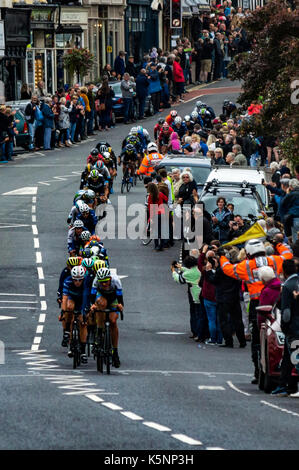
[228,0,299,166]
[63,48,95,82]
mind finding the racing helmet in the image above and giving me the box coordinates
[96,267,111,282]
[170,110,178,118]
[191,111,198,120]
[81,258,94,270]
[184,115,191,122]
[90,148,99,157]
[80,230,91,241]
[174,116,182,125]
[73,220,84,229]
[71,265,86,280]
[67,256,82,267]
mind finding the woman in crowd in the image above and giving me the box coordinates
[95,80,115,132]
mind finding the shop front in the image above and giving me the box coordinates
[125,0,159,64]
[0,7,31,101]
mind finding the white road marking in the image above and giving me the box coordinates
[34,238,40,248]
[41,301,47,311]
[32,197,37,203]
[33,337,41,344]
[2,186,38,196]
[85,394,104,403]
[0,307,36,310]
[206,447,225,450]
[32,206,36,213]
[0,300,38,303]
[39,284,45,297]
[63,389,105,396]
[0,293,36,296]
[36,325,44,334]
[31,345,39,351]
[198,386,226,390]
[116,370,252,377]
[37,267,44,279]
[121,411,144,421]
[32,225,38,235]
[227,381,251,397]
[36,252,42,264]
[156,332,185,335]
[143,422,171,432]
[38,182,51,186]
[0,315,17,320]
[101,402,123,411]
[53,176,67,181]
[32,215,36,223]
[38,314,46,323]
[171,434,203,446]
[261,400,299,418]
[0,224,30,229]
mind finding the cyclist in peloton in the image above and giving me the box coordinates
[85,169,109,205]
[67,219,86,256]
[90,267,124,368]
[102,152,117,194]
[61,265,88,364]
[119,144,138,181]
[86,148,103,165]
[75,203,98,235]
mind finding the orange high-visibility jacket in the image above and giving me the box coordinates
[220,243,293,300]
[137,152,164,176]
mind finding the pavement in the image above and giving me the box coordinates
[0,79,299,452]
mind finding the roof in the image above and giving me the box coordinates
[158,156,211,167]
[207,167,266,184]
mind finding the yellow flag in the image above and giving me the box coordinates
[222,222,266,247]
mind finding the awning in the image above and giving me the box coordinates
[182,0,192,17]
[55,25,83,34]
[151,0,163,10]
[193,0,211,11]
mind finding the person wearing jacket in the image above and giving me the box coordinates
[136,69,150,120]
[172,57,185,102]
[257,266,281,329]
[41,98,55,150]
[58,97,71,147]
[137,142,164,176]
[121,73,136,124]
[220,235,293,383]
[205,250,246,348]
[211,197,233,244]
[25,95,39,150]
[279,179,299,242]
[272,259,299,396]
[148,63,162,114]
[198,245,223,345]
[172,256,205,341]
[114,51,126,79]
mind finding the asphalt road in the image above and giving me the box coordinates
[0,79,299,452]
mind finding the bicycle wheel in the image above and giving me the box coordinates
[104,329,112,375]
[121,180,126,194]
[96,350,104,373]
[126,181,132,193]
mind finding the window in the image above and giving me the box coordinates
[98,6,108,18]
[45,33,54,48]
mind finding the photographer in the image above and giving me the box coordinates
[198,244,222,345]
[228,215,250,241]
[171,256,205,342]
[205,248,246,348]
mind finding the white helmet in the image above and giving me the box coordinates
[196,100,203,109]
[103,151,111,160]
[191,110,198,120]
[184,115,191,122]
[147,142,158,153]
[130,127,138,134]
[143,129,149,138]
[99,144,108,154]
[174,116,182,125]
[90,245,100,256]
[76,200,85,211]
[96,267,111,281]
[71,265,86,280]
[80,230,91,241]
[79,203,90,214]
[73,219,84,229]
[245,239,266,257]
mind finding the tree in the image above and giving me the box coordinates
[63,48,95,84]
[228,0,299,166]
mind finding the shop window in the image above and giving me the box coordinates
[55,33,74,48]
[98,6,108,18]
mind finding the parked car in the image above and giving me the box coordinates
[258,305,299,393]
[107,81,154,125]
[156,156,212,193]
[14,109,31,150]
[206,166,271,210]
[199,180,265,222]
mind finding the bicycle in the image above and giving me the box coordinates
[94,307,123,374]
[121,163,134,193]
[70,310,82,369]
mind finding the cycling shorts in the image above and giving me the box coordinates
[95,294,119,315]
[67,295,83,312]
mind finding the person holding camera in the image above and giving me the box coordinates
[205,248,246,348]
[198,244,222,345]
[171,256,205,341]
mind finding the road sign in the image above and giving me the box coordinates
[170,0,182,29]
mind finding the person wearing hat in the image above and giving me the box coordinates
[125,56,137,78]
[114,51,126,79]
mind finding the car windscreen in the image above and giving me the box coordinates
[111,83,121,95]
[163,164,211,185]
[201,193,261,218]
[255,184,267,206]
